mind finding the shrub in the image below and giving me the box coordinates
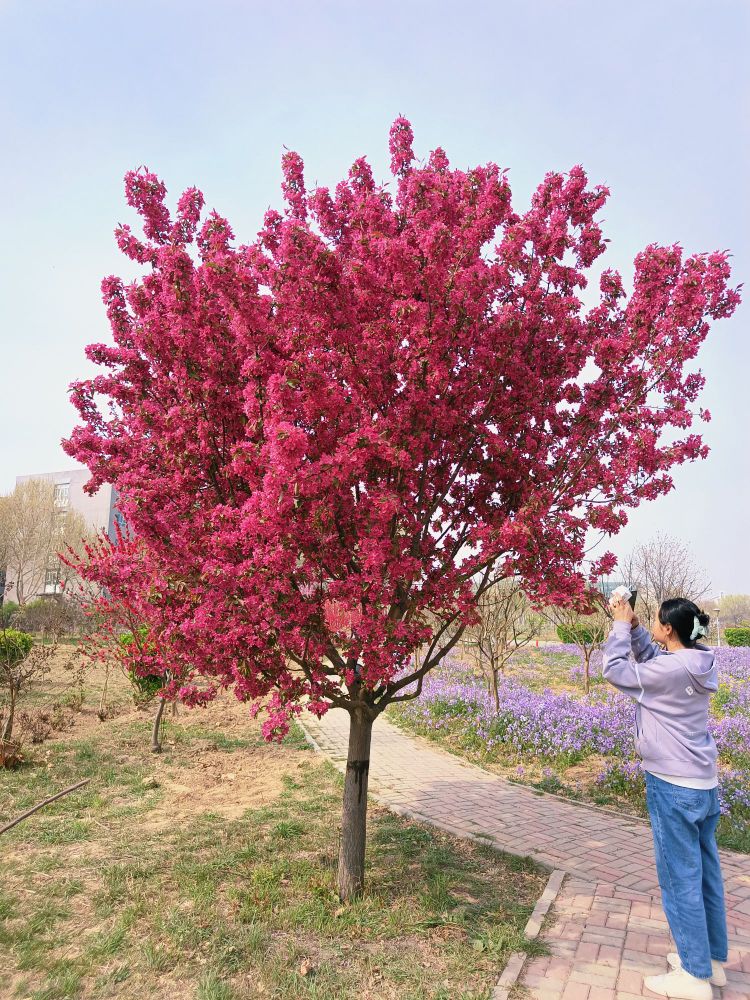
[556,623,605,645]
[118,628,164,700]
[0,629,34,666]
[1,629,53,746]
[0,601,20,628]
[14,597,86,638]
[725,627,750,647]
[0,739,24,768]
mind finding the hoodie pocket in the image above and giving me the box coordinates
[635,710,659,761]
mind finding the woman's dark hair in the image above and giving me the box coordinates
[658,598,711,648]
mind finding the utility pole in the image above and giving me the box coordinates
[714,591,724,648]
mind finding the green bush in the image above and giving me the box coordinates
[13,597,85,637]
[0,628,34,666]
[429,696,482,720]
[725,627,750,647]
[556,623,605,645]
[0,601,20,628]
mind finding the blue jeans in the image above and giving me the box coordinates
[645,772,728,979]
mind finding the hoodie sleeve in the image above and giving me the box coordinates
[603,622,675,704]
[602,621,644,699]
[630,624,661,664]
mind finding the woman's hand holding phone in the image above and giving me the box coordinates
[611,597,635,626]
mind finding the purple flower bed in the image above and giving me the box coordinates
[400,661,632,760]
[715,646,750,683]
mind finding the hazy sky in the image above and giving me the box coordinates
[1,0,748,591]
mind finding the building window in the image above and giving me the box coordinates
[53,483,70,507]
[44,567,62,594]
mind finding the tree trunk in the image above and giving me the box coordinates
[98,662,110,719]
[337,707,374,902]
[1,682,18,741]
[583,653,591,696]
[151,697,166,752]
[491,666,500,712]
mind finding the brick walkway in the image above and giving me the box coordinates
[301,708,750,1000]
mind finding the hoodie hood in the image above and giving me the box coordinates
[671,643,718,694]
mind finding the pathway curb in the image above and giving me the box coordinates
[492,868,567,1000]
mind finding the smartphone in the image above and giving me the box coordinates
[628,589,637,610]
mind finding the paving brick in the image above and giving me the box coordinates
[567,966,617,988]
[546,958,572,982]
[560,983,590,1000]
[645,935,670,956]
[575,942,600,961]
[559,922,584,941]
[624,931,648,951]
[596,944,622,967]
[616,968,643,993]
[525,957,550,974]
[580,929,625,946]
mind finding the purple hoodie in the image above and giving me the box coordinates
[602,621,718,779]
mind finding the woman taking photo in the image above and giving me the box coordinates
[603,597,728,1000]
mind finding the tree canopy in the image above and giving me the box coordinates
[64,118,740,741]
[63,119,741,897]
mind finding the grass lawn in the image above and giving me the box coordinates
[0,660,548,1000]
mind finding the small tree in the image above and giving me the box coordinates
[63,120,739,899]
[64,533,186,748]
[0,628,54,744]
[620,533,710,626]
[119,626,171,752]
[0,480,93,606]
[470,578,542,710]
[544,601,609,695]
[716,594,750,628]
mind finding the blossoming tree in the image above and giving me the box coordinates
[63,119,739,899]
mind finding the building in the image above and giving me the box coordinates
[2,469,121,604]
